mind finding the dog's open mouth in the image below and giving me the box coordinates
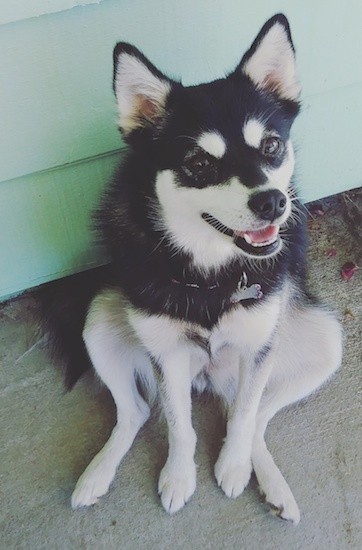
[202,213,281,256]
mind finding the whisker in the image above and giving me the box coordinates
[175,135,198,143]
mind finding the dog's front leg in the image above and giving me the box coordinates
[157,347,197,514]
[215,352,273,499]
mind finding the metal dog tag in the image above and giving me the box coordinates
[230,272,263,303]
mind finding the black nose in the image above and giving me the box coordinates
[248,190,287,222]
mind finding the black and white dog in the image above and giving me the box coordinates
[43,14,342,524]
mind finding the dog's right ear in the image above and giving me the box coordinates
[113,43,172,136]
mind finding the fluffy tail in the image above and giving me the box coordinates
[38,266,109,389]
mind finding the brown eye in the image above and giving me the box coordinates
[184,153,212,175]
[181,149,219,187]
[261,137,282,157]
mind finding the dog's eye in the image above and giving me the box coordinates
[184,153,212,173]
[261,137,282,157]
[182,152,217,182]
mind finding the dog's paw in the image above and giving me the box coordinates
[71,461,116,509]
[259,477,300,525]
[214,450,252,498]
[158,460,196,514]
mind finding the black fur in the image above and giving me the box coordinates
[39,266,108,388]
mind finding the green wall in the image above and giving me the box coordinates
[1,0,361,299]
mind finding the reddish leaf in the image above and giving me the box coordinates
[309,202,325,217]
[326,248,337,258]
[341,261,359,281]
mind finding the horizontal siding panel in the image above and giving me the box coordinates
[0,151,121,299]
[0,1,103,25]
[293,82,362,202]
[1,0,362,183]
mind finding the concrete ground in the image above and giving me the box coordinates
[1,192,361,550]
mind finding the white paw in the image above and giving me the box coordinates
[71,461,116,509]
[158,460,196,514]
[259,477,300,525]
[214,450,252,498]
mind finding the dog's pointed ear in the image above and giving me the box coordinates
[238,14,301,102]
[113,43,173,135]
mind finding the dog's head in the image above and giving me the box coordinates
[113,14,301,270]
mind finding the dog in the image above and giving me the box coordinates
[41,14,342,524]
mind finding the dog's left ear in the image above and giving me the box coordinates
[113,43,173,136]
[238,14,301,102]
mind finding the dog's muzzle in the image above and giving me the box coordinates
[201,213,282,257]
[202,189,288,257]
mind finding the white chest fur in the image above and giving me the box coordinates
[128,292,281,362]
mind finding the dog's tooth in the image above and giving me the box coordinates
[244,233,278,248]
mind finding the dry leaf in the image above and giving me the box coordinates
[343,309,356,321]
[309,202,325,217]
[341,261,359,281]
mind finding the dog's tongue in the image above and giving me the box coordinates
[235,225,279,243]
[246,225,279,243]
